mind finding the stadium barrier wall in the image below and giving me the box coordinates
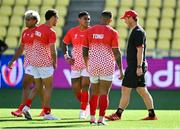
[0,55,180,90]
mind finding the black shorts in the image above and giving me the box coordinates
[122,66,147,88]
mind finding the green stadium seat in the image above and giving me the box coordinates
[145,18,159,29]
[5,36,18,48]
[160,18,173,29]
[42,0,55,6]
[56,0,70,6]
[7,26,20,37]
[148,0,162,8]
[0,16,9,27]
[134,0,147,8]
[158,29,172,40]
[105,0,119,7]
[173,29,180,40]
[0,26,6,38]
[9,16,23,27]
[0,6,12,16]
[120,0,133,8]
[13,6,26,16]
[146,28,157,40]
[163,0,176,8]
[147,7,160,18]
[1,0,15,6]
[15,0,28,6]
[162,8,174,18]
[29,0,42,6]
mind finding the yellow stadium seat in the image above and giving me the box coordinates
[42,0,55,6]
[120,0,133,8]
[146,28,157,40]
[117,18,127,28]
[56,16,65,27]
[40,6,53,15]
[145,18,159,29]
[0,6,12,16]
[104,7,118,17]
[119,39,126,51]
[134,7,146,18]
[54,6,68,17]
[54,27,63,38]
[160,18,173,29]
[15,0,28,6]
[117,27,128,40]
[172,40,180,50]
[105,0,119,7]
[146,39,156,50]
[138,17,145,27]
[0,26,6,38]
[162,8,174,18]
[56,0,70,6]
[173,29,180,40]
[134,0,147,8]
[5,36,18,48]
[163,0,176,8]
[149,0,162,8]
[9,16,23,27]
[157,39,170,52]
[1,0,15,6]
[158,29,172,40]
[3,49,15,55]
[7,26,20,37]
[147,7,160,18]
[13,6,26,16]
[26,5,39,11]
[118,7,131,18]
[0,16,9,26]
[176,7,180,18]
[29,0,42,6]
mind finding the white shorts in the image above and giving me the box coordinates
[90,75,113,84]
[71,68,89,79]
[24,65,33,76]
[32,66,54,79]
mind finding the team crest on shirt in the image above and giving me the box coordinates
[93,34,104,39]
[35,31,41,37]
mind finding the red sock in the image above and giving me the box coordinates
[90,95,99,116]
[43,107,51,114]
[18,104,25,111]
[81,91,89,110]
[25,99,32,107]
[99,95,109,117]
[76,92,82,102]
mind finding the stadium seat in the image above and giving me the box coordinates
[104,7,118,17]
[0,6,12,16]
[105,0,119,7]
[56,16,65,27]
[5,36,18,48]
[148,0,162,8]
[0,26,7,38]
[172,40,180,50]
[120,0,133,8]
[146,28,157,40]
[26,5,39,12]
[3,49,15,55]
[9,16,23,27]
[157,39,170,50]
[40,6,53,15]
[138,17,145,27]
[56,0,70,6]
[0,16,9,27]
[29,0,42,6]
[161,8,175,18]
[145,18,159,29]
[158,29,172,40]
[42,0,55,6]
[56,37,60,48]
[7,27,20,37]
[13,6,26,16]
[54,27,63,38]
[176,7,180,18]
[133,7,146,18]
[117,27,128,40]
[134,0,147,8]
[163,0,176,8]
[146,39,156,50]
[1,0,15,6]
[173,29,180,40]
[54,6,68,17]
[15,0,28,6]
[160,18,173,29]
[146,7,160,18]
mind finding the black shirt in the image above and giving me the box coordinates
[126,25,146,67]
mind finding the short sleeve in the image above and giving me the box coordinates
[49,30,56,44]
[63,29,72,45]
[111,30,119,48]
[82,29,89,48]
[134,30,144,47]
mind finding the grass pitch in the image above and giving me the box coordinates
[0,109,180,129]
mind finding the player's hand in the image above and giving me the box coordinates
[119,70,124,80]
[66,58,75,65]
[8,61,14,69]
[136,67,143,76]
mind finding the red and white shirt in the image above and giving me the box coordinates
[83,25,119,76]
[63,26,90,71]
[30,24,56,67]
[21,27,37,67]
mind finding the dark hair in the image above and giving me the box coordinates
[78,11,89,18]
[101,11,112,19]
[132,17,137,22]
[45,9,58,20]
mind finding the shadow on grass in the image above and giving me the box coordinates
[0,119,44,122]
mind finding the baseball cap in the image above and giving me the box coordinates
[24,10,40,24]
[120,10,138,19]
